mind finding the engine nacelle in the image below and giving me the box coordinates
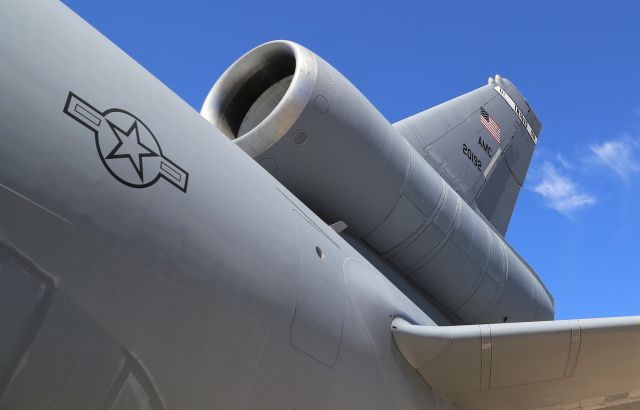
[201,40,554,324]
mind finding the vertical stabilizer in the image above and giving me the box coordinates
[394,76,541,236]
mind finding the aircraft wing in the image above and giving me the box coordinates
[391,317,640,409]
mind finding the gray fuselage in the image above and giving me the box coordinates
[0,1,452,409]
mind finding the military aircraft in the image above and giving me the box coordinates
[0,1,638,409]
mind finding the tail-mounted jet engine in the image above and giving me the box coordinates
[201,41,553,324]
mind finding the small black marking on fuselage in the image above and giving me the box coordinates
[462,143,482,171]
[63,92,189,192]
[478,136,493,158]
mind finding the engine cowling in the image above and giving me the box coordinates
[201,40,554,324]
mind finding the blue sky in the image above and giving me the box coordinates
[62,0,639,319]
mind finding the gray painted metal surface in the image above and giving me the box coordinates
[0,1,637,409]
[393,317,640,409]
[0,1,449,408]
[201,41,553,325]
[394,76,540,236]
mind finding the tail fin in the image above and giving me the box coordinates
[394,75,541,236]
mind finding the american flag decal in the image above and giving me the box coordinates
[480,107,501,144]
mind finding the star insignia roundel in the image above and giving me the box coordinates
[63,92,189,192]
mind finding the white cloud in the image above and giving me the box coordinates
[532,162,596,216]
[555,153,573,169]
[589,137,640,178]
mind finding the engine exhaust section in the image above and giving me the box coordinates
[201,41,553,325]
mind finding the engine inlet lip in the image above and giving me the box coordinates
[201,40,318,158]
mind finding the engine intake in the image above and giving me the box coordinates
[202,42,315,157]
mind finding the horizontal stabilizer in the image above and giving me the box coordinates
[392,317,640,409]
